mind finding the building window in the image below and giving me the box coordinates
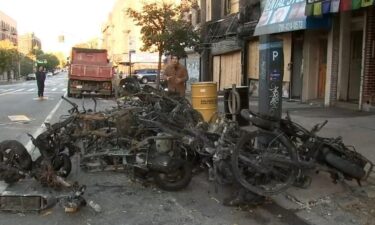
[225,0,239,15]
[206,0,212,21]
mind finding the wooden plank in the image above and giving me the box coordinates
[247,40,259,79]
[220,51,241,89]
[213,56,221,90]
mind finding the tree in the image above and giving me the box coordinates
[38,53,60,71]
[19,54,34,76]
[0,40,20,78]
[52,52,68,68]
[127,1,200,88]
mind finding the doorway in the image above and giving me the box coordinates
[348,31,363,102]
[291,35,304,99]
[318,39,327,99]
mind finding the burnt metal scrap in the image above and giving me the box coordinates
[0,182,88,213]
[0,83,374,213]
[74,85,241,191]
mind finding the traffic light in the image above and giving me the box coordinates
[58,35,65,43]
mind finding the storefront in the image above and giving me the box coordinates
[305,0,375,109]
[251,0,331,100]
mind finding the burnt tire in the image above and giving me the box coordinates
[0,140,32,171]
[324,150,365,180]
[0,140,32,184]
[67,82,72,97]
[153,161,192,191]
[232,131,298,196]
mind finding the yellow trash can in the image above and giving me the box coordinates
[191,82,218,122]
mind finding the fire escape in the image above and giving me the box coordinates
[205,13,239,44]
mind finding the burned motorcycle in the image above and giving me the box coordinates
[79,109,193,191]
[0,119,75,187]
[232,109,374,196]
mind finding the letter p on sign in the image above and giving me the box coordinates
[272,51,279,61]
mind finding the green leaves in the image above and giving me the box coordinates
[126,2,200,58]
[0,39,61,75]
[0,40,19,73]
[127,1,201,88]
[37,53,59,71]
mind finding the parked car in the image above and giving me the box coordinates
[26,73,36,80]
[46,72,53,77]
[133,69,163,84]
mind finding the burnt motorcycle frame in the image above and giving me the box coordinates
[232,109,374,196]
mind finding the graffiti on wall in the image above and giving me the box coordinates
[269,83,280,113]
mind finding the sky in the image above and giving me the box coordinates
[0,0,117,55]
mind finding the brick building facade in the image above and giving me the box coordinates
[363,7,375,106]
[0,10,17,46]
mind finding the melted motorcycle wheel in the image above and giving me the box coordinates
[0,140,32,183]
[232,130,298,196]
[153,161,192,191]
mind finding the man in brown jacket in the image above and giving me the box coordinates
[164,55,189,97]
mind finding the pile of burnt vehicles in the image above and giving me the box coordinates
[0,83,373,210]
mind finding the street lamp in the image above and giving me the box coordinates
[128,50,136,76]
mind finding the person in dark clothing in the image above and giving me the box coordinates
[35,66,46,99]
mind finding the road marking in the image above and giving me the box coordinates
[8,115,30,122]
[15,88,25,92]
[52,88,57,91]
[62,88,67,92]
[27,88,35,91]
[0,89,20,96]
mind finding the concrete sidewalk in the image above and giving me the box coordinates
[214,97,375,225]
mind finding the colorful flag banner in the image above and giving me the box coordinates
[322,0,331,13]
[352,0,362,9]
[305,3,314,15]
[313,1,323,15]
[330,0,341,12]
[361,0,374,7]
[339,0,352,11]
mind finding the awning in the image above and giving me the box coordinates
[254,0,331,36]
[305,0,374,16]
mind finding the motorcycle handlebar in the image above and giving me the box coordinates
[311,120,328,134]
[61,96,78,113]
[319,120,328,131]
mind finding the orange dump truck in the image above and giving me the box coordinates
[68,48,113,97]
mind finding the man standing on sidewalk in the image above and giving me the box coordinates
[164,55,188,97]
[35,66,46,99]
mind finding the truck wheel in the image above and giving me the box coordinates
[141,77,148,84]
[67,81,72,97]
